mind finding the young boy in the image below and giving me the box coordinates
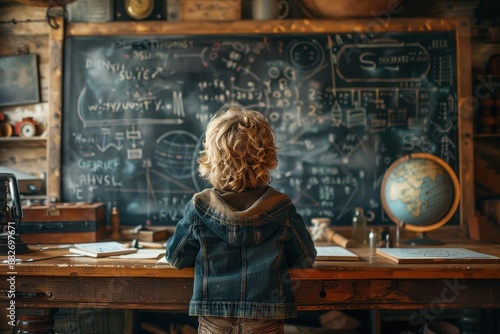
[165,107,317,333]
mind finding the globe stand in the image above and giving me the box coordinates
[404,232,444,246]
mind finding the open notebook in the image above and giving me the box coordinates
[69,241,137,258]
[315,246,359,261]
[376,247,500,264]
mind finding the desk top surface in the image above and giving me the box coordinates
[3,240,500,280]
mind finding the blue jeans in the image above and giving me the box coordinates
[198,316,284,334]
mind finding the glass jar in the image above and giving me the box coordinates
[368,228,379,249]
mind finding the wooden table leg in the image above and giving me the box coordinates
[460,308,481,334]
[16,308,59,334]
[476,308,500,334]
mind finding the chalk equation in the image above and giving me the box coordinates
[63,31,459,226]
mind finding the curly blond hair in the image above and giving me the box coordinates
[198,107,278,192]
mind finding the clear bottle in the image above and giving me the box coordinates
[352,207,367,246]
[111,206,121,240]
[368,228,379,249]
[380,227,391,248]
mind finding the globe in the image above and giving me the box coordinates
[381,153,460,245]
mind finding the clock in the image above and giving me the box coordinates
[114,0,166,21]
[125,0,154,19]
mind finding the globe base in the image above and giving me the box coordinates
[404,232,444,246]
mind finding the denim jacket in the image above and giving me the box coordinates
[165,186,317,319]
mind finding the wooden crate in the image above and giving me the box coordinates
[20,202,107,244]
[120,226,170,242]
[179,0,241,21]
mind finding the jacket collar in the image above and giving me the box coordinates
[192,187,291,246]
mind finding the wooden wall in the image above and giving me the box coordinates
[0,1,50,190]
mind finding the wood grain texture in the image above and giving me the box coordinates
[1,242,499,311]
[47,16,63,202]
[2,240,499,279]
[456,17,475,238]
[65,17,462,37]
[0,1,49,35]
[4,276,499,311]
[1,240,498,332]
[0,142,47,175]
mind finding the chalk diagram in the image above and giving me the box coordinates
[195,40,280,114]
[77,86,184,128]
[63,32,459,226]
[323,36,456,223]
[123,130,200,223]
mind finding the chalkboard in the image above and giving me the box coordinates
[62,25,463,227]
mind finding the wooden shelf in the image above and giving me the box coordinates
[472,27,500,43]
[0,137,47,148]
[474,133,500,138]
[20,194,47,201]
[0,137,47,142]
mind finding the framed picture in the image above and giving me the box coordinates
[0,54,40,107]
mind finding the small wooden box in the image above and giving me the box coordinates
[120,226,170,242]
[179,0,241,21]
[20,202,107,244]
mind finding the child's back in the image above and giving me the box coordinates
[165,107,317,333]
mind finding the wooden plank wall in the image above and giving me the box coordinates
[0,1,50,189]
[0,1,51,120]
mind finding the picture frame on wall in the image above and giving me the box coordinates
[0,53,40,107]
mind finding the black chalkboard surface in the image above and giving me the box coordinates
[62,28,461,227]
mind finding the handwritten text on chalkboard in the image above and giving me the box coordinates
[63,32,458,226]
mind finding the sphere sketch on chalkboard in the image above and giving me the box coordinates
[192,135,211,193]
[155,130,198,179]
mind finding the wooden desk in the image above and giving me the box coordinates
[1,241,500,333]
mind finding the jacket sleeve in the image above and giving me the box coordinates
[165,200,200,269]
[285,204,317,268]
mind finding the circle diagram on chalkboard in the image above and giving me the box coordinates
[62,31,461,226]
[286,39,325,72]
[155,130,198,179]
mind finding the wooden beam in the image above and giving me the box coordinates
[47,16,63,202]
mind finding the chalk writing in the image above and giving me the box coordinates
[63,31,460,226]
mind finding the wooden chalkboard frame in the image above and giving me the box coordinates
[49,18,473,235]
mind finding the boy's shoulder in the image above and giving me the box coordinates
[265,186,292,202]
[192,187,215,201]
